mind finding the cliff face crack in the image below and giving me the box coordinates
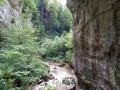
[75,7,113,35]
[67,0,120,89]
[74,0,120,35]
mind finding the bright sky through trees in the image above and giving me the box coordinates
[58,0,66,5]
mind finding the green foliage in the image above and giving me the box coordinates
[47,0,60,28]
[58,4,72,32]
[39,30,73,63]
[43,85,56,90]
[22,0,37,13]
[0,51,49,89]
[34,0,72,35]
[1,24,39,56]
[29,0,73,63]
[64,30,73,49]
[0,24,49,89]
[0,0,73,89]
[32,12,45,40]
[0,0,5,5]
[40,36,65,56]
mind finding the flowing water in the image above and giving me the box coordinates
[31,62,79,90]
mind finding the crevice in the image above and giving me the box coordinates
[74,1,119,35]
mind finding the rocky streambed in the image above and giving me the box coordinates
[31,62,78,90]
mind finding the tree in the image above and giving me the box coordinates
[0,24,49,89]
[58,4,72,33]
[46,0,60,33]
[22,0,37,13]
[36,0,72,35]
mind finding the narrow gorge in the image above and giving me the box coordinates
[0,0,120,90]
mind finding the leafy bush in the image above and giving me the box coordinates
[0,51,49,89]
[32,12,45,40]
[39,36,66,62]
[22,0,37,13]
[39,30,73,62]
[0,0,5,5]
[1,24,39,57]
[0,24,49,89]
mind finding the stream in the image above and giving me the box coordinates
[30,62,79,90]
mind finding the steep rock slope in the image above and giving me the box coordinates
[0,0,22,26]
[67,0,120,90]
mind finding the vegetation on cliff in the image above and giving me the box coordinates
[0,0,73,89]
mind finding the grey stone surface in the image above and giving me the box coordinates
[0,0,22,26]
[67,0,120,90]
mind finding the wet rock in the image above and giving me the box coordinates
[49,74,55,80]
[32,63,78,90]
[62,77,76,86]
[62,79,70,85]
[45,82,47,86]
[53,67,57,69]
[41,76,49,82]
[37,79,44,84]
[70,86,76,90]
[59,63,66,67]
[71,78,76,85]
[52,79,61,86]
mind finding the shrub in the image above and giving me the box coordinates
[39,36,66,62]
[0,24,49,89]
[22,0,37,13]
[0,50,49,89]
[1,24,39,57]
[39,30,73,62]
[0,0,5,5]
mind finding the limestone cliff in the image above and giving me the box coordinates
[0,0,22,26]
[67,0,120,90]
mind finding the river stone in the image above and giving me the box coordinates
[62,77,76,86]
[62,78,70,85]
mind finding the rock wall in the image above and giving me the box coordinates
[67,0,120,90]
[0,0,22,26]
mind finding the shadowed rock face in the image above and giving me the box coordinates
[67,0,120,90]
